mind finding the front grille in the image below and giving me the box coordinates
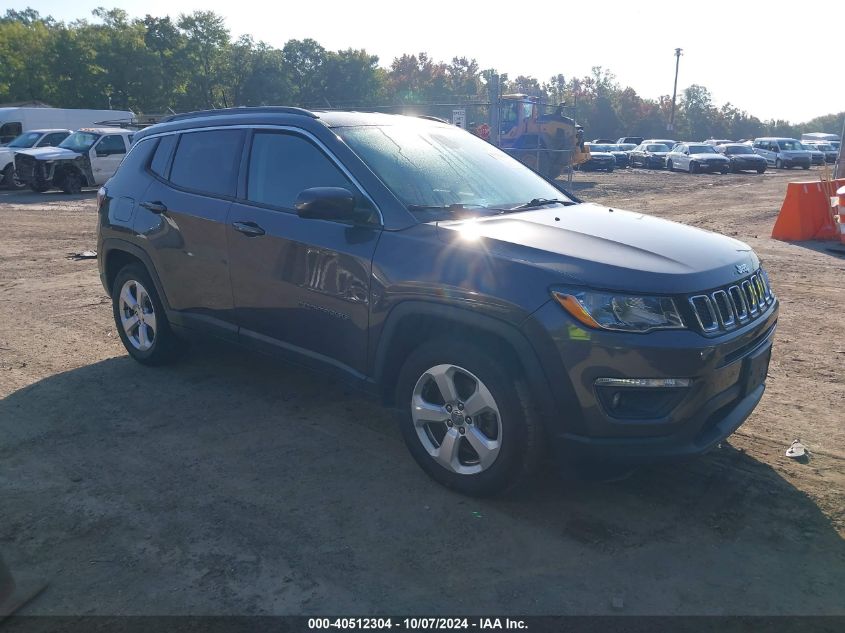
[14,154,36,182]
[688,269,775,334]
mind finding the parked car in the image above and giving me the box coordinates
[803,142,838,163]
[0,128,71,189]
[801,143,826,166]
[617,136,643,145]
[591,138,615,144]
[666,143,731,174]
[704,139,733,146]
[714,144,767,173]
[751,137,811,170]
[97,107,778,496]
[14,127,134,193]
[629,143,671,168]
[607,144,631,168]
[642,138,678,151]
[581,143,616,171]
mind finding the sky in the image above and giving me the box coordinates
[17,0,845,123]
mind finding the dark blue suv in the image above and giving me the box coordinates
[97,107,778,495]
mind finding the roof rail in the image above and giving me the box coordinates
[164,106,318,123]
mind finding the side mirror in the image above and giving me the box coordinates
[295,187,359,221]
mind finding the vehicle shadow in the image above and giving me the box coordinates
[776,238,845,259]
[1,344,843,615]
[0,189,96,204]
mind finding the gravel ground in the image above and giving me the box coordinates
[1,167,843,615]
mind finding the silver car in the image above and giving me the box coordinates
[666,143,731,174]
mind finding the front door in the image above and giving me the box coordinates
[227,129,381,377]
[89,134,127,184]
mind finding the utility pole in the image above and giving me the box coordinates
[668,48,682,132]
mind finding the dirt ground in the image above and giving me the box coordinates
[1,166,844,616]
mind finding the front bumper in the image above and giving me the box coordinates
[731,159,767,171]
[782,157,811,167]
[523,298,778,463]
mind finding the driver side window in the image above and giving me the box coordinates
[96,135,127,156]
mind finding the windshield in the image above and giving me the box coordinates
[7,132,41,148]
[814,143,832,151]
[618,144,636,150]
[726,145,753,155]
[337,123,571,217]
[588,144,612,152]
[58,131,100,153]
[688,145,716,154]
[777,140,804,151]
[647,144,669,152]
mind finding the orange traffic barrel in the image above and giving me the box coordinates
[772,179,844,241]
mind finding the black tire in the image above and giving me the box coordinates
[606,166,614,172]
[395,338,543,496]
[775,159,783,169]
[801,165,810,170]
[111,263,182,366]
[2,164,25,190]
[690,161,699,174]
[29,181,50,193]
[666,160,673,172]
[61,170,83,194]
[720,167,730,174]
[757,168,766,174]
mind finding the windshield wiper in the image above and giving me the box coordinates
[509,198,573,211]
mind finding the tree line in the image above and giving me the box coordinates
[1,7,842,141]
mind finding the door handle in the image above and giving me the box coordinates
[232,221,265,237]
[140,200,167,214]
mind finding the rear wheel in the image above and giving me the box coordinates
[112,263,182,365]
[802,165,810,170]
[775,159,783,169]
[395,338,543,496]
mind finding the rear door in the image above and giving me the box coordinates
[135,129,245,336]
[227,128,382,377]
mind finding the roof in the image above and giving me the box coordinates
[25,128,72,134]
[77,127,134,135]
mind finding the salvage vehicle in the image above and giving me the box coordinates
[580,143,616,171]
[666,143,731,174]
[714,144,767,173]
[0,129,71,189]
[752,138,811,170]
[97,107,778,495]
[14,127,133,193]
[629,143,671,168]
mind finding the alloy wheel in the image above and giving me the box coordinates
[410,364,502,475]
[118,279,157,352]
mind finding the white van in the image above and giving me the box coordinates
[0,107,134,144]
[752,137,812,169]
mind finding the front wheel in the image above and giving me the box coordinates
[720,166,730,174]
[61,170,83,194]
[112,263,182,365]
[775,159,783,169]
[29,181,50,193]
[2,164,26,190]
[666,160,673,171]
[757,168,766,174]
[802,165,810,170]
[395,339,543,496]
[689,161,699,174]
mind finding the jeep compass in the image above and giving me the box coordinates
[97,107,777,496]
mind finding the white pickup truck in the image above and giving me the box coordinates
[14,127,134,193]
[0,129,72,189]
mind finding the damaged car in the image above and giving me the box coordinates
[14,127,133,193]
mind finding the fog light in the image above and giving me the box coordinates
[595,377,691,388]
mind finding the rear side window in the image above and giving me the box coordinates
[149,135,177,178]
[247,131,355,209]
[170,130,244,197]
[106,138,158,189]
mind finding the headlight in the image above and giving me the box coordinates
[552,290,685,332]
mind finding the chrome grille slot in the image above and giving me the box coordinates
[712,290,735,328]
[689,295,719,332]
[728,285,749,323]
[688,268,775,335]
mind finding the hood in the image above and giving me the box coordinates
[588,152,615,159]
[435,203,758,294]
[729,153,766,160]
[14,147,82,161]
[645,151,669,156]
[689,153,728,161]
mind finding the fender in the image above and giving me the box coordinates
[99,237,174,315]
[372,301,560,420]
